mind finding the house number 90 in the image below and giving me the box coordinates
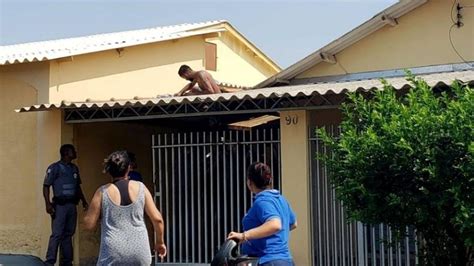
[285,115,298,125]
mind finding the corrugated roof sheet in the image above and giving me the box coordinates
[218,82,251,90]
[16,70,474,113]
[0,20,225,65]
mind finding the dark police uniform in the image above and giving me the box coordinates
[128,170,143,182]
[44,161,81,266]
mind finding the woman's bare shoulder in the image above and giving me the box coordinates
[128,180,142,192]
[102,183,113,189]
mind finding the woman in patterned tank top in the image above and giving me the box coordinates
[84,151,167,265]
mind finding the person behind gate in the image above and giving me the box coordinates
[127,151,143,182]
[83,150,166,265]
[227,162,297,266]
[43,144,89,266]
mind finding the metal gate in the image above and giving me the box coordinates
[152,128,281,264]
[309,125,418,266]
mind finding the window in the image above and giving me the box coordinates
[205,42,217,71]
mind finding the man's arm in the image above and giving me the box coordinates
[175,81,196,96]
[43,186,54,215]
[77,186,88,210]
[43,165,56,215]
[76,167,88,210]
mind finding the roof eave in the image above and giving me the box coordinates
[0,20,227,65]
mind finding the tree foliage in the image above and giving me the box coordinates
[319,74,474,265]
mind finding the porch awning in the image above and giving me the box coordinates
[16,70,474,123]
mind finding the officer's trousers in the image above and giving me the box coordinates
[45,203,77,266]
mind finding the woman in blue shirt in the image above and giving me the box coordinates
[228,162,297,266]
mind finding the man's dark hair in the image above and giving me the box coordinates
[247,162,273,189]
[104,151,130,178]
[178,65,192,76]
[127,152,137,163]
[60,144,75,157]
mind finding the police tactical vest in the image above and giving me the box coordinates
[52,162,80,201]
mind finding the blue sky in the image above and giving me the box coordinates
[0,0,397,68]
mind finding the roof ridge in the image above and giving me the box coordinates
[0,20,226,48]
[0,20,227,64]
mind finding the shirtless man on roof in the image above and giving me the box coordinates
[175,65,222,96]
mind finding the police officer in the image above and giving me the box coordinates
[127,152,143,182]
[43,144,88,266]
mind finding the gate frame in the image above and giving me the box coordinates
[151,127,282,264]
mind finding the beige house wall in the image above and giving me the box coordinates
[0,62,50,102]
[48,36,205,103]
[297,0,474,79]
[47,33,277,104]
[279,109,342,265]
[0,76,40,255]
[0,63,57,258]
[208,31,275,86]
[279,110,311,265]
[36,110,73,259]
[0,28,277,262]
[0,61,80,260]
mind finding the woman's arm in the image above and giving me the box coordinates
[144,187,167,260]
[228,218,282,242]
[83,188,102,230]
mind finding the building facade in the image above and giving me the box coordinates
[0,20,280,264]
[2,0,474,264]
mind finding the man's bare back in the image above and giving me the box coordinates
[176,65,243,96]
[193,71,222,94]
[176,65,222,96]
